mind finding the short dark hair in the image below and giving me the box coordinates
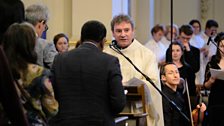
[151,24,164,36]
[179,24,193,36]
[80,20,106,43]
[160,62,175,76]
[53,33,69,45]
[205,19,219,29]
[189,19,201,32]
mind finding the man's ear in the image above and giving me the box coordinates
[161,75,166,82]
[36,22,41,29]
[34,22,42,37]
[99,38,106,51]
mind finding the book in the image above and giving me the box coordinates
[210,68,224,80]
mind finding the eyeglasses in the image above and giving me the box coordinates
[44,24,48,31]
[40,20,48,31]
[180,35,191,41]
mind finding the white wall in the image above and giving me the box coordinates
[154,0,200,28]
[72,0,113,41]
[72,0,129,41]
[154,0,224,32]
[134,0,154,44]
[204,0,224,32]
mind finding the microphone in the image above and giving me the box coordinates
[206,32,224,55]
[207,37,212,45]
[109,40,121,54]
[207,32,214,45]
[109,40,117,48]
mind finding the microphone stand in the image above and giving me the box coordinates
[109,44,190,122]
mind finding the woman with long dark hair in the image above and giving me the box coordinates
[203,32,224,126]
[1,22,58,125]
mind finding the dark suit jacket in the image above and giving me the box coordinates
[50,43,126,126]
[184,45,200,73]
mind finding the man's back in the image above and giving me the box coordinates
[51,43,126,126]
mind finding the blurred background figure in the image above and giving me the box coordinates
[201,19,219,61]
[161,24,179,50]
[53,33,69,53]
[25,3,57,68]
[145,24,166,67]
[189,19,207,85]
[189,19,204,49]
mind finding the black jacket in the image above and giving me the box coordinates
[50,43,126,126]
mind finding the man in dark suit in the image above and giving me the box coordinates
[50,20,126,126]
[178,24,200,74]
[178,24,200,110]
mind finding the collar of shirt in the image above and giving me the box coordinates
[83,41,98,48]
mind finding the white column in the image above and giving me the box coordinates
[155,0,200,29]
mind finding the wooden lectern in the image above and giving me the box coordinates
[118,84,148,126]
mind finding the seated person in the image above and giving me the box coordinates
[160,63,206,126]
[160,62,189,126]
